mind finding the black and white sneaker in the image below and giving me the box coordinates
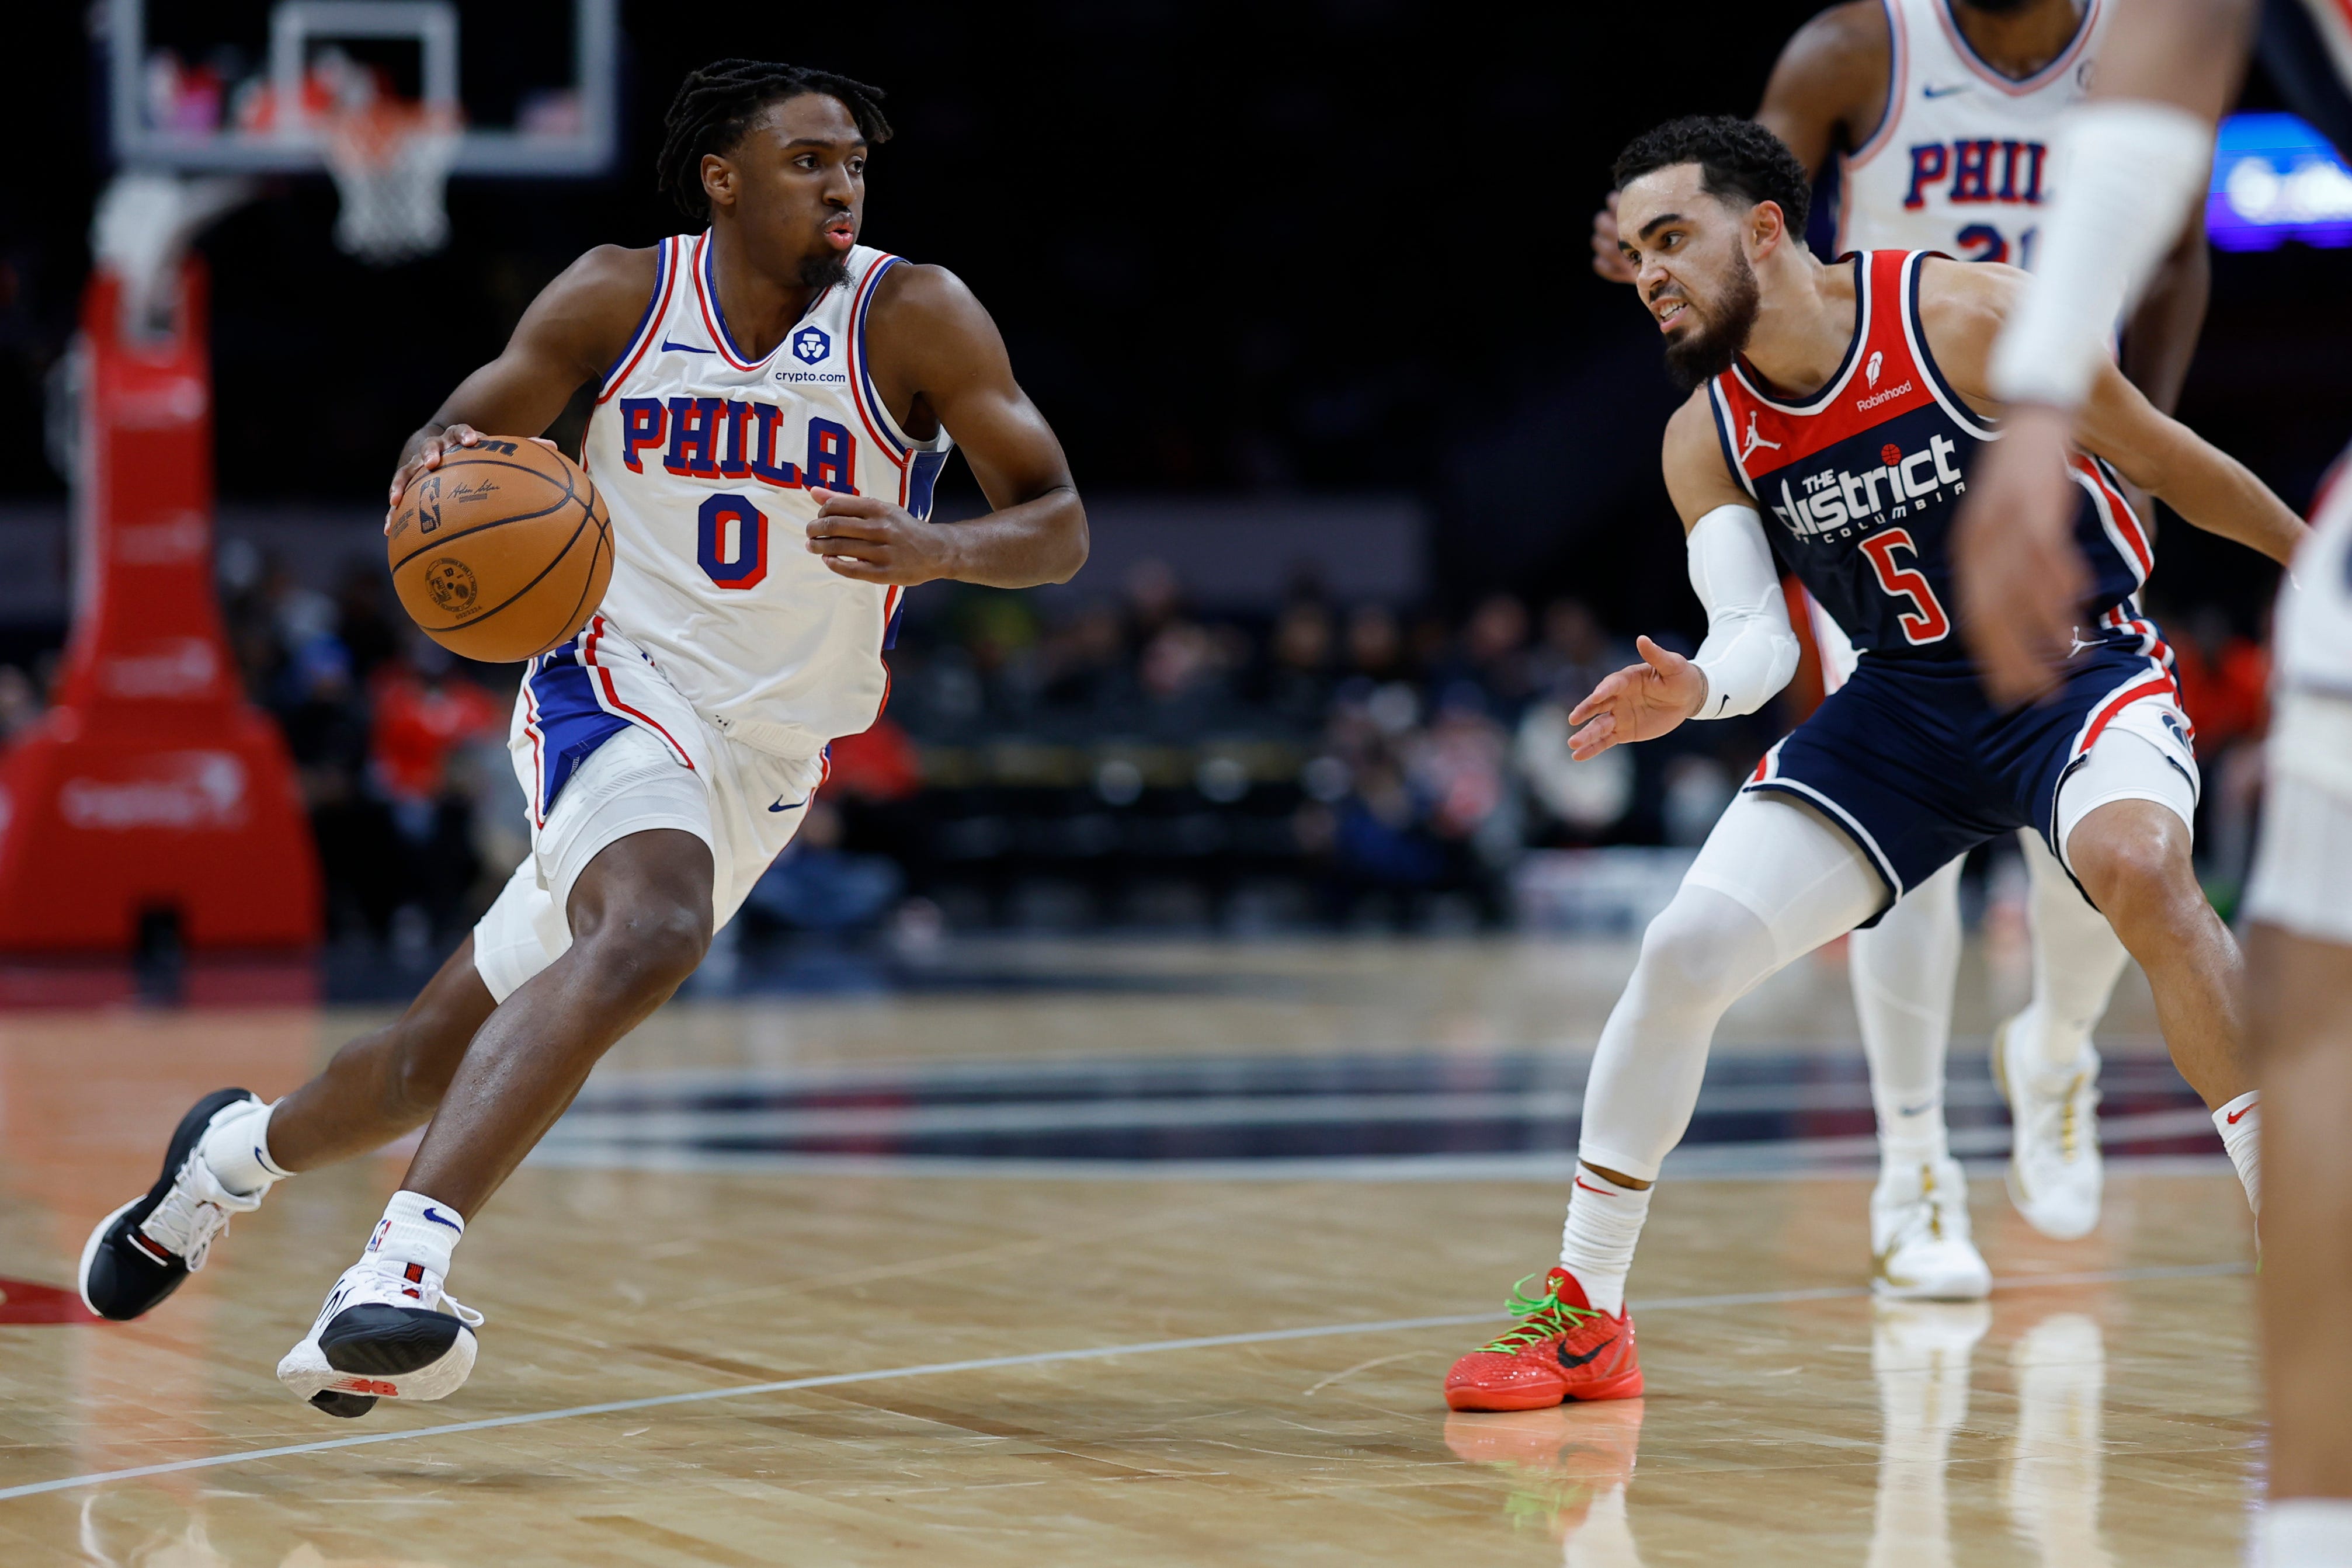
[277,1257,484,1418]
[79,1088,269,1321]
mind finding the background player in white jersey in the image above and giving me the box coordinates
[1951,2,2352,1560]
[1589,0,2217,1296]
[74,58,1088,1418]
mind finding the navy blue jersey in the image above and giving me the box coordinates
[1707,250,2152,661]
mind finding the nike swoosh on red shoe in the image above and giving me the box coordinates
[1558,1334,1618,1369]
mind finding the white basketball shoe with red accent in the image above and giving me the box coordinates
[277,1256,484,1418]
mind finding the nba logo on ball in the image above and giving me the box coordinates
[792,326,831,364]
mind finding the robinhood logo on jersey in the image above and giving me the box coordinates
[1769,433,1965,538]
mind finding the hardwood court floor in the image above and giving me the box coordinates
[0,938,2261,1566]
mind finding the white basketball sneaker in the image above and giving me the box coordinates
[277,1256,484,1418]
[1995,1015,2104,1240]
[1871,1154,1992,1300]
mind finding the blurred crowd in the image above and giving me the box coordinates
[0,547,2286,946]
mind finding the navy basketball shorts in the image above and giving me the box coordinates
[1742,626,2198,921]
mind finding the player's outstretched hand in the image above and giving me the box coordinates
[1591,193,1637,285]
[807,489,960,586]
[1566,636,1705,760]
[1953,405,2091,705]
[384,425,557,533]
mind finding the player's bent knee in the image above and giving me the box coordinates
[1634,888,1773,1010]
[575,898,713,999]
[2069,803,2196,930]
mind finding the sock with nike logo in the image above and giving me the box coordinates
[365,1189,467,1280]
[197,1096,291,1197]
[2214,1093,2260,1216]
[1559,1164,1652,1316]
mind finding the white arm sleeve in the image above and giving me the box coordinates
[1988,100,2214,409]
[1687,503,1800,719]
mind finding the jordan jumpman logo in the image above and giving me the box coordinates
[1740,410,1782,463]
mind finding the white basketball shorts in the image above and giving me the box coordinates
[2245,478,2352,945]
[2246,691,2352,947]
[471,615,825,1003]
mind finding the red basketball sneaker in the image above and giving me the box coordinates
[1444,1266,1642,1410]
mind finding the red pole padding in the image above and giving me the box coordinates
[0,262,321,951]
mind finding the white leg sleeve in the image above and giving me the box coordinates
[1578,793,1888,1181]
[2015,828,2132,1077]
[1850,858,1964,1163]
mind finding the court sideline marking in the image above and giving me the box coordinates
[0,1260,2245,1504]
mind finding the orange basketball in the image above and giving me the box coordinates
[386,437,613,662]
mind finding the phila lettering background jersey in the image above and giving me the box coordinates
[579,235,953,760]
[1836,0,2107,265]
[1708,251,2149,660]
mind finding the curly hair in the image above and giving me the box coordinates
[1612,115,1811,238]
[656,59,894,221]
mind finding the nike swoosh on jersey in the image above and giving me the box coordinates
[1922,82,1970,98]
[1558,1334,1619,1369]
[661,339,717,354]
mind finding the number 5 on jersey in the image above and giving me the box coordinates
[1858,529,1950,644]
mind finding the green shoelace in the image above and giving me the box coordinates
[1478,1271,1601,1353]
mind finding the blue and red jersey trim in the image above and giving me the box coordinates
[596,237,682,404]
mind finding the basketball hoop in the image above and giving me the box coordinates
[322,98,459,265]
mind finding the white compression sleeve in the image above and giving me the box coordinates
[1578,792,1888,1183]
[1988,100,2214,409]
[1687,503,1799,719]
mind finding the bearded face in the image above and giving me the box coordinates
[1659,244,1762,392]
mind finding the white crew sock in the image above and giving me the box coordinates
[2265,1499,2352,1567]
[365,1189,467,1280]
[1559,1164,1653,1316]
[2019,833,2132,1079]
[2214,1093,2260,1216]
[198,1097,291,1197]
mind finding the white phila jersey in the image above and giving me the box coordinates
[581,235,953,760]
[1835,0,2108,266]
[1811,0,2106,691]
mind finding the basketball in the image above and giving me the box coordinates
[386,437,612,662]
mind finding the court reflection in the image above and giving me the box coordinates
[1444,1400,1647,1563]
[1870,1300,1988,1568]
[1868,1303,2120,1567]
[76,1489,455,1568]
[2007,1312,2117,1568]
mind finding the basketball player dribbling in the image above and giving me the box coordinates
[1590,0,2214,1299]
[1952,2,2352,1559]
[1441,114,2302,1414]
[75,58,1088,1418]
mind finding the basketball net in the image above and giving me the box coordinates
[323,100,460,265]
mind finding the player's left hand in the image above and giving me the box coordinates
[1953,404,2090,705]
[805,491,961,586]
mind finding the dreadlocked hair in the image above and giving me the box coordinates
[656,58,894,221]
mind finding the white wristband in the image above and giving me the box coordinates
[1989,100,2214,409]
[1687,504,1799,719]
